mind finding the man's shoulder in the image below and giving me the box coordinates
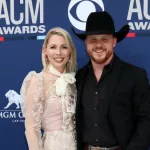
[121,59,146,74]
[119,58,148,81]
[76,65,88,78]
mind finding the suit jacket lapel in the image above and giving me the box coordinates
[102,56,124,115]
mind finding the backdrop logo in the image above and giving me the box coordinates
[127,0,150,34]
[4,90,22,109]
[0,90,24,123]
[68,0,104,31]
[0,0,45,41]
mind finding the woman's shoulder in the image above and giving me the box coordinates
[23,71,44,83]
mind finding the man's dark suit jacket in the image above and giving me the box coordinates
[75,55,150,150]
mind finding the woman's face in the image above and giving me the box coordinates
[43,35,71,73]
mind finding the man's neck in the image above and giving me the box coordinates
[91,54,114,82]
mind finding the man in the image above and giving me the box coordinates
[72,11,150,150]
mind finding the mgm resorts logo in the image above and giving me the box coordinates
[0,0,45,42]
[0,90,24,123]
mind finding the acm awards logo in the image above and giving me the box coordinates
[127,0,150,31]
[68,0,104,31]
[0,90,24,123]
[0,0,45,35]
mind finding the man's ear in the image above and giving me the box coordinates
[113,37,117,47]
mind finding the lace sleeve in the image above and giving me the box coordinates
[20,71,44,150]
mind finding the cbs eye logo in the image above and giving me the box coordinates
[68,0,104,31]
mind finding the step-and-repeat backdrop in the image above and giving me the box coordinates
[0,0,150,149]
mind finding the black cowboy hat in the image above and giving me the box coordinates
[72,11,130,43]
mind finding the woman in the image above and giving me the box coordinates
[20,27,77,150]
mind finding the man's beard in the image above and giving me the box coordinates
[87,48,113,64]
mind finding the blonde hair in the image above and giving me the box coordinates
[42,27,77,72]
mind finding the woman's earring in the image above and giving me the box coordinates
[45,55,49,63]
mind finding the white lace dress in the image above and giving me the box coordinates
[20,65,77,150]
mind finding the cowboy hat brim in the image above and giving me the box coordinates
[71,25,130,43]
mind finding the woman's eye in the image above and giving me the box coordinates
[61,45,68,49]
[50,46,56,49]
[63,46,67,49]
